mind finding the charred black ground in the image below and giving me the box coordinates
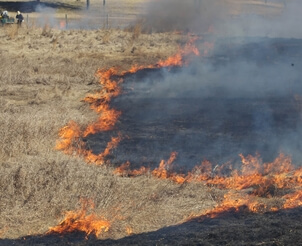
[86,37,302,171]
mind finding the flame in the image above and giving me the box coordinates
[283,190,302,209]
[208,192,262,216]
[113,161,131,176]
[126,226,133,235]
[124,37,202,75]
[85,134,122,165]
[59,20,66,29]
[157,37,200,67]
[55,121,82,154]
[114,153,302,219]
[114,152,302,196]
[47,200,110,238]
[0,227,8,239]
[151,152,178,179]
[180,153,302,222]
[187,186,302,223]
[83,109,121,137]
[54,34,302,229]
[55,36,201,165]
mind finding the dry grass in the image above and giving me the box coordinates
[4,24,19,39]
[0,22,218,240]
[0,1,300,244]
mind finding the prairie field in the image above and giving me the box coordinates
[0,0,217,241]
[0,1,302,245]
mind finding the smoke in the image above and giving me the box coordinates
[84,1,302,169]
[35,5,58,28]
[90,36,302,170]
[223,1,302,38]
[141,0,302,38]
[32,2,108,30]
[141,0,226,33]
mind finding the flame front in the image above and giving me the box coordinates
[55,36,202,164]
[114,152,302,217]
[47,200,110,238]
[55,121,82,154]
[54,33,302,237]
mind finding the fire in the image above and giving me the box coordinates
[55,36,201,165]
[55,121,82,154]
[47,200,110,238]
[54,32,302,235]
[0,227,8,239]
[283,190,302,209]
[157,53,183,67]
[151,152,187,184]
[113,152,187,183]
[151,152,178,179]
[113,152,302,193]
[207,192,263,216]
[83,109,121,137]
[59,20,66,30]
[114,152,302,219]
[124,37,202,75]
[186,191,266,222]
[113,161,131,176]
[157,37,200,67]
[85,134,122,164]
[126,226,133,235]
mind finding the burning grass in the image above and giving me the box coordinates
[50,33,302,241]
[0,24,219,240]
[1,3,302,243]
[47,199,110,238]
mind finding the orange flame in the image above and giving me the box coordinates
[59,20,66,30]
[85,134,122,165]
[55,36,201,166]
[55,121,82,154]
[124,37,202,74]
[0,227,8,239]
[152,152,178,179]
[47,200,110,238]
[126,226,133,235]
[113,161,131,176]
[83,109,121,137]
[53,32,302,230]
[114,153,302,217]
[283,190,302,209]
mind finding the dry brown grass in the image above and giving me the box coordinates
[5,24,19,39]
[0,22,219,240]
[0,1,299,244]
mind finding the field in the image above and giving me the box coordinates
[0,0,302,245]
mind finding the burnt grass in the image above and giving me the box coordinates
[86,37,302,172]
[2,37,300,245]
[1,207,302,245]
[76,37,302,245]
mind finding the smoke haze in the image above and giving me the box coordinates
[84,1,302,169]
[142,0,302,38]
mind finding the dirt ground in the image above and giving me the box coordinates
[0,0,301,245]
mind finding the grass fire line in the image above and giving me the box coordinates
[52,35,302,238]
[55,36,201,165]
[47,199,111,238]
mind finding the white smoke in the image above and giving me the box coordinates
[141,0,302,38]
[35,5,59,28]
